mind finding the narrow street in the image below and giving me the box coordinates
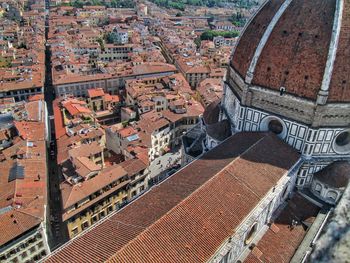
[44,0,66,250]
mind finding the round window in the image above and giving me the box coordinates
[335,131,350,146]
[268,120,283,135]
[333,130,350,154]
[260,116,287,139]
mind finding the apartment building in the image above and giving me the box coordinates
[98,44,133,62]
[108,26,129,45]
[176,59,211,89]
[87,88,120,112]
[213,36,237,48]
[53,63,177,97]
[197,78,223,107]
[0,2,45,102]
[214,21,237,31]
[54,96,150,239]
[0,98,50,263]
[60,163,131,239]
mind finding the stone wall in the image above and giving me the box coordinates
[209,168,298,263]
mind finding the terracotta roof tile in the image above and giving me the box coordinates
[87,88,105,98]
[252,0,335,100]
[313,161,350,188]
[61,165,128,212]
[45,132,299,263]
[232,0,285,78]
[53,99,66,139]
[0,210,41,247]
[244,193,320,263]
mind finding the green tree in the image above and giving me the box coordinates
[200,30,239,41]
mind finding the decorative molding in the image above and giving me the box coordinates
[317,0,344,105]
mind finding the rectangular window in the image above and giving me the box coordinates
[91,216,98,224]
[99,211,106,219]
[71,227,79,236]
[81,221,89,230]
[29,246,36,254]
[21,252,27,259]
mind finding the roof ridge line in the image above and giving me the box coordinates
[223,134,280,200]
[225,162,261,201]
[245,0,293,84]
[15,208,43,221]
[105,135,267,262]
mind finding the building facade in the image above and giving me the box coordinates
[218,0,350,191]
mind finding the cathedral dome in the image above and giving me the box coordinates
[231,0,350,103]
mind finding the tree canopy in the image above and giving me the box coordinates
[200,30,239,41]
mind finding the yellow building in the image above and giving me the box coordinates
[60,165,131,239]
[87,88,120,112]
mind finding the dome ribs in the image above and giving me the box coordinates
[250,0,335,100]
[231,0,285,79]
[329,0,350,102]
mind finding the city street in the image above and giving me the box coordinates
[44,0,67,250]
[148,148,182,186]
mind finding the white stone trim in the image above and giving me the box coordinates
[245,0,293,84]
[230,0,270,58]
[317,0,344,105]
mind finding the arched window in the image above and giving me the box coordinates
[326,190,338,202]
[281,184,290,200]
[314,183,322,195]
[244,223,258,245]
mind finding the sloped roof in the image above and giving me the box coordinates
[0,210,41,247]
[46,132,300,263]
[313,161,350,188]
[244,193,320,263]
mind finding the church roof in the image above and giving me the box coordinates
[313,161,350,188]
[203,100,232,141]
[45,132,300,263]
[231,0,350,102]
[244,193,320,263]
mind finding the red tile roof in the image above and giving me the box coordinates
[61,165,128,213]
[53,99,66,139]
[244,193,320,263]
[0,210,42,247]
[87,88,105,98]
[28,94,44,101]
[252,0,335,101]
[231,0,284,78]
[119,158,147,175]
[118,126,137,138]
[45,132,300,263]
[0,140,47,246]
[14,121,45,141]
[313,161,350,188]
